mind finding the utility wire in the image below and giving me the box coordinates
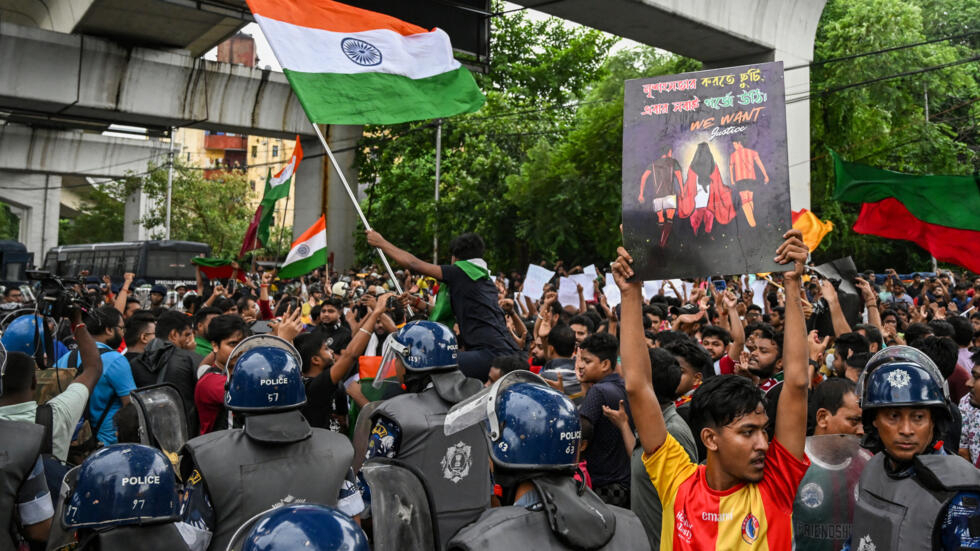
[784,29,980,71]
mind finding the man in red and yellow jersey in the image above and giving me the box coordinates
[612,229,810,550]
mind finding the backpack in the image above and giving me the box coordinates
[35,403,72,497]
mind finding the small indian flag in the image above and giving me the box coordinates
[278,215,327,279]
[245,0,486,125]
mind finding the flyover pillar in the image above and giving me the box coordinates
[292,125,363,272]
[0,172,61,262]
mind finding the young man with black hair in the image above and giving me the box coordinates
[568,314,596,346]
[302,293,394,431]
[193,306,222,359]
[665,338,713,409]
[312,297,351,354]
[195,314,248,434]
[630,347,697,550]
[577,332,633,507]
[132,310,203,435]
[123,311,156,361]
[809,378,863,437]
[615,230,810,550]
[538,323,582,402]
[644,304,667,331]
[54,305,134,446]
[854,323,883,354]
[832,332,870,382]
[748,325,784,392]
[366,229,520,381]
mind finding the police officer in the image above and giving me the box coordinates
[0,341,54,551]
[179,335,355,551]
[445,371,647,550]
[61,443,209,551]
[847,346,980,551]
[227,504,369,551]
[365,321,490,550]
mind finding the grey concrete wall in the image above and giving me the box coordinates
[0,172,61,261]
[292,125,363,272]
[0,123,169,178]
[0,22,311,140]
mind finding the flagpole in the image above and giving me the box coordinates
[310,123,406,298]
[274,193,291,266]
[433,119,442,264]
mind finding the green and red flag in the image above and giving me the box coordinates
[833,151,980,272]
[833,150,980,231]
[191,257,248,282]
[244,0,485,125]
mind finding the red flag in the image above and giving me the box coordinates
[853,198,980,273]
[239,204,266,258]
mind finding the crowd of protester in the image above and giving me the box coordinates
[2,227,980,550]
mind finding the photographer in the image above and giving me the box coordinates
[54,306,135,446]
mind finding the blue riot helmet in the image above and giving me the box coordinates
[1,313,45,356]
[856,345,953,452]
[445,370,581,471]
[373,321,458,388]
[224,335,306,412]
[63,444,181,529]
[230,504,370,551]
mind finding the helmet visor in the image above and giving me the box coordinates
[443,370,548,437]
[372,335,405,389]
[228,335,301,373]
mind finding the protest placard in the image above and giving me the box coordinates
[622,62,792,280]
[523,264,555,301]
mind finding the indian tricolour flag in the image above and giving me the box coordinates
[278,215,327,279]
[245,0,486,125]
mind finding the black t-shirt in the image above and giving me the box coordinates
[300,371,339,430]
[312,322,352,354]
[439,264,519,353]
[579,373,633,488]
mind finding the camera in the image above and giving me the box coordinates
[26,270,93,319]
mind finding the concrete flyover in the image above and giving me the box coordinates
[0,21,311,139]
[514,0,826,210]
[0,122,171,258]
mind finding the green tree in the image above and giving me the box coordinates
[58,182,128,244]
[135,163,260,259]
[809,0,979,269]
[356,5,617,271]
[506,48,700,266]
[0,202,20,241]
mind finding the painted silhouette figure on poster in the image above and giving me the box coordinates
[728,139,770,227]
[638,144,683,247]
[678,142,736,236]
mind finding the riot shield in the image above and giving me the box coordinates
[46,466,80,551]
[351,401,382,472]
[792,434,872,551]
[131,384,187,466]
[361,458,438,551]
